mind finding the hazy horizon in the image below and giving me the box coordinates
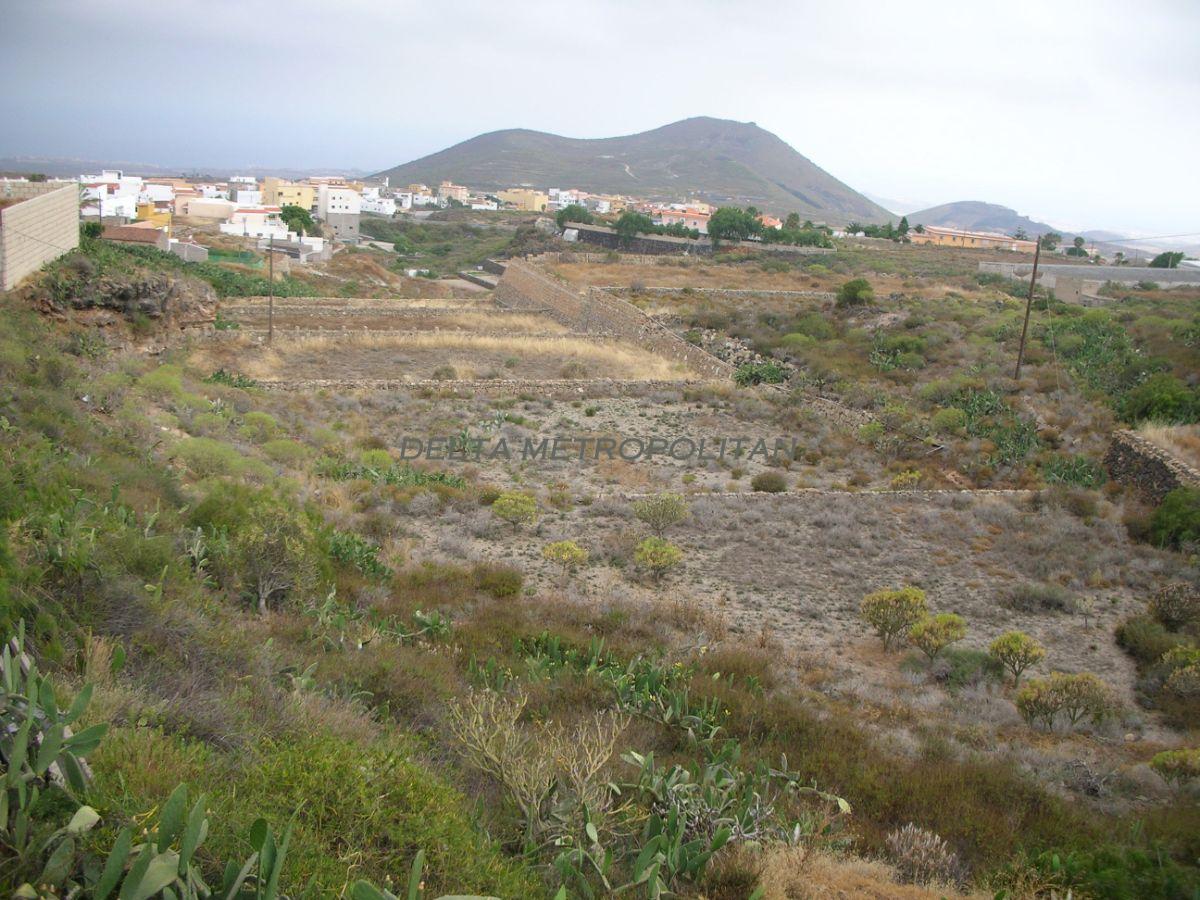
[2,0,1197,236]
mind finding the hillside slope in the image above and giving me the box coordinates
[907,200,1059,237]
[376,117,892,223]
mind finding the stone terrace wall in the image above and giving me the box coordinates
[1105,429,1200,503]
[495,260,733,379]
[567,223,835,258]
[257,378,701,400]
[603,286,836,302]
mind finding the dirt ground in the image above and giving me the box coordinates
[189,333,693,382]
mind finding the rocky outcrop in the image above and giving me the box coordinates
[33,270,218,330]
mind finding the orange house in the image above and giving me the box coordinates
[909,225,1037,253]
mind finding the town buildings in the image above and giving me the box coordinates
[497,188,548,212]
[909,225,1037,253]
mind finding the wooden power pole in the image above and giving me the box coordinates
[1013,237,1042,380]
[267,234,275,345]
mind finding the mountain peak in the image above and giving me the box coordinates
[375,119,890,222]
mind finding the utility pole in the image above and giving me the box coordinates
[267,234,274,345]
[1013,236,1042,381]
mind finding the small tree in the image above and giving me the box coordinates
[860,586,927,651]
[280,203,317,236]
[555,204,593,229]
[1149,582,1200,631]
[615,211,654,245]
[1150,748,1200,789]
[908,613,966,662]
[1015,677,1062,729]
[836,278,874,308]
[632,493,689,537]
[1149,251,1185,269]
[1039,232,1061,251]
[634,537,682,582]
[492,491,538,531]
[543,540,588,581]
[1049,672,1114,726]
[988,631,1046,685]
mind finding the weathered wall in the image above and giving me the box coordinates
[603,285,836,302]
[980,261,1200,290]
[495,260,733,378]
[0,183,80,290]
[567,223,835,258]
[1105,429,1200,503]
[257,377,701,399]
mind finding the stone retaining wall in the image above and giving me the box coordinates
[495,261,733,378]
[256,377,708,399]
[1105,429,1200,503]
[603,286,836,302]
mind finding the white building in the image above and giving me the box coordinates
[219,206,289,240]
[393,192,413,210]
[317,184,361,217]
[470,199,498,211]
[234,189,263,207]
[198,184,229,199]
[229,175,257,185]
[410,192,438,207]
[138,183,175,205]
[362,196,397,216]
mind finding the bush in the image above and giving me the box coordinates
[909,613,967,662]
[1150,748,1200,787]
[631,493,689,536]
[472,561,523,599]
[1149,487,1200,550]
[1042,453,1107,488]
[633,537,682,581]
[174,436,244,478]
[1116,614,1188,666]
[431,365,458,381]
[239,411,279,444]
[542,540,588,581]
[930,407,968,435]
[262,438,310,465]
[791,313,834,341]
[885,823,962,886]
[1117,374,1199,424]
[491,491,537,530]
[1149,582,1200,631]
[988,631,1047,685]
[836,278,874,308]
[733,361,787,387]
[1016,672,1114,730]
[189,482,327,613]
[750,471,787,493]
[1004,582,1077,614]
[328,530,390,580]
[861,586,927,651]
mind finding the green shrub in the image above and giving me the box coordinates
[1150,487,1200,549]
[836,278,874,307]
[750,470,787,493]
[792,312,834,341]
[989,631,1047,685]
[491,491,537,529]
[139,364,185,399]
[471,561,523,599]
[633,537,682,581]
[631,492,689,537]
[908,613,967,662]
[1019,845,1200,898]
[1043,454,1107,488]
[1116,614,1189,666]
[1150,748,1200,787]
[174,436,244,478]
[861,586,927,651]
[239,411,279,443]
[1118,374,1199,425]
[359,448,393,469]
[733,361,788,387]
[263,438,311,465]
[204,368,256,389]
[930,407,968,435]
[328,530,390,580]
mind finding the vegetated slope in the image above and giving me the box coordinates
[376,116,893,223]
[907,200,1060,237]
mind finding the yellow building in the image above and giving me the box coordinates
[909,225,1037,253]
[135,203,171,230]
[497,188,549,212]
[263,177,316,210]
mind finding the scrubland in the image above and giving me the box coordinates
[1,233,1198,899]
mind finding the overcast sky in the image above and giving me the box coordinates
[2,0,1197,234]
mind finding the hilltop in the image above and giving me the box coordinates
[907,200,1059,236]
[375,116,893,223]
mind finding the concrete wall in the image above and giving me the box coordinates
[980,261,1200,290]
[1105,429,1200,503]
[495,260,733,379]
[0,183,80,291]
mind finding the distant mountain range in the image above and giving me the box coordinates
[374,117,892,223]
[906,201,1057,237]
